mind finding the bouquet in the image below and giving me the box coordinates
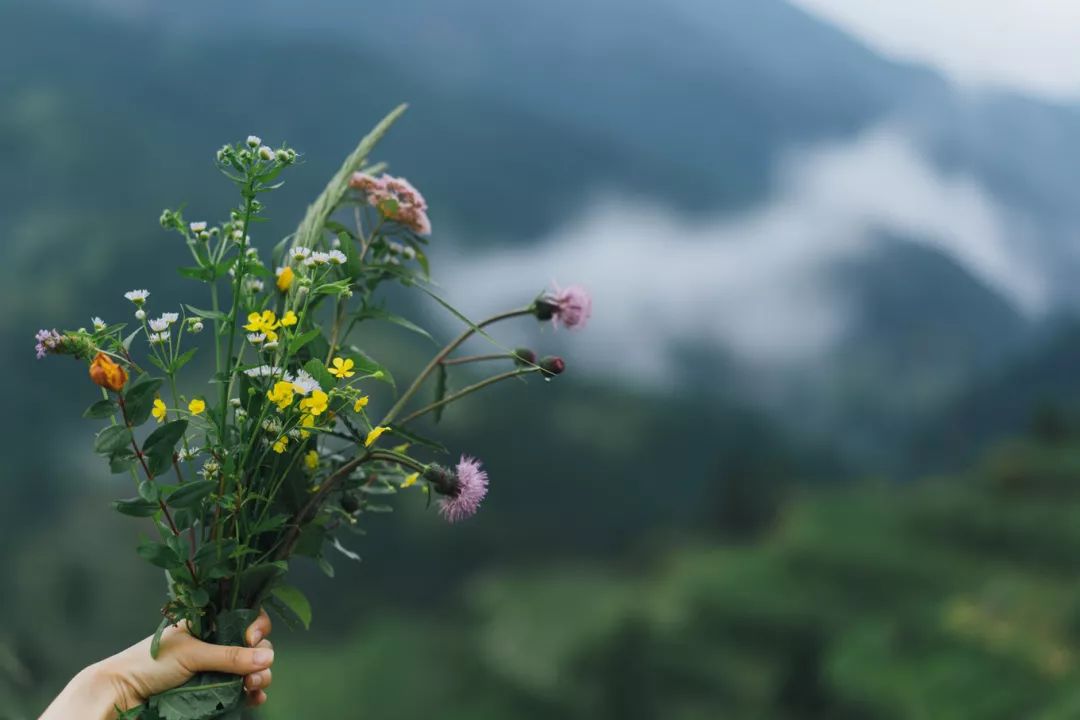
[34,105,590,719]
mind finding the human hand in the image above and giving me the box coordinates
[40,610,275,719]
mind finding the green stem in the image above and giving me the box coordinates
[397,367,541,426]
[381,307,533,426]
[440,353,515,366]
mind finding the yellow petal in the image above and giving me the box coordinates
[401,472,419,488]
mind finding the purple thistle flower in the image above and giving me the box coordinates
[349,171,432,235]
[34,329,63,359]
[549,284,592,330]
[439,455,489,523]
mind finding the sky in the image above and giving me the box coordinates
[790,0,1080,102]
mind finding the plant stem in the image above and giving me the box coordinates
[440,353,515,366]
[274,451,370,561]
[397,367,541,425]
[381,307,533,426]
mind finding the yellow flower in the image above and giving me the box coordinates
[280,310,298,327]
[401,472,419,488]
[391,442,410,454]
[244,310,281,342]
[267,380,295,410]
[188,398,206,416]
[329,357,355,379]
[299,413,316,438]
[276,266,294,292]
[353,395,369,413]
[272,436,288,454]
[364,426,390,447]
[304,450,319,470]
[151,397,167,423]
[299,390,329,416]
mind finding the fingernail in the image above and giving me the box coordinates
[248,673,262,689]
[248,630,262,646]
[253,648,274,667]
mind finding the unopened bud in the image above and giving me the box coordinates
[539,356,565,377]
[246,135,262,148]
[513,348,537,366]
[423,464,458,496]
[533,299,557,322]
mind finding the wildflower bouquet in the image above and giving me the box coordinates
[35,105,590,720]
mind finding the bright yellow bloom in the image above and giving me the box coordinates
[151,397,167,423]
[353,395,369,413]
[272,436,288,454]
[299,390,329,416]
[401,472,419,488]
[364,426,390,447]
[244,310,281,342]
[304,450,319,470]
[276,266,294,292]
[267,380,295,410]
[299,413,316,438]
[188,398,206,416]
[329,357,355,379]
[280,310,298,327]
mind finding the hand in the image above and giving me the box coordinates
[40,611,275,720]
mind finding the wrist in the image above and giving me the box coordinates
[74,661,135,719]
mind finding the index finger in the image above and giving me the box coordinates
[246,609,272,647]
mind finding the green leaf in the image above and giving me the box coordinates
[359,307,436,344]
[143,420,188,476]
[149,672,244,720]
[84,399,117,419]
[172,347,198,373]
[388,424,448,454]
[136,541,182,570]
[184,305,228,322]
[150,616,170,660]
[125,376,165,426]
[166,480,216,509]
[237,562,287,603]
[288,329,321,355]
[345,346,395,389]
[95,425,131,455]
[113,497,159,517]
[292,103,408,251]
[303,359,336,392]
[178,266,214,283]
[270,584,312,630]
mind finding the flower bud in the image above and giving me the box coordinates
[423,464,459,496]
[89,352,128,392]
[341,493,362,514]
[135,309,146,320]
[258,146,274,161]
[533,298,557,321]
[539,356,565,377]
[513,348,537,366]
[246,135,262,148]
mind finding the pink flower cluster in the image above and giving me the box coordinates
[349,172,431,235]
[439,455,489,523]
[34,328,63,359]
[548,284,592,330]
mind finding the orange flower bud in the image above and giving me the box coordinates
[89,352,128,392]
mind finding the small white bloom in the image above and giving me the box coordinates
[177,446,200,462]
[149,331,170,344]
[285,369,320,396]
[387,241,404,256]
[287,428,302,440]
[232,229,244,241]
[246,135,262,148]
[305,251,331,267]
[327,249,347,265]
[258,145,274,161]
[230,397,242,407]
[247,332,266,345]
[149,317,170,332]
[189,221,207,233]
[275,148,291,162]
[198,231,211,241]
[124,289,150,304]
[330,236,342,249]
[190,321,204,334]
[290,246,311,261]
[235,407,248,421]
[161,312,179,324]
[135,309,147,320]
[263,340,279,351]
[245,247,259,258]
[262,418,282,434]
[245,278,265,293]
[296,285,309,298]
[91,317,106,331]
[402,246,416,260]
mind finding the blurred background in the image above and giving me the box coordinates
[6,0,1080,717]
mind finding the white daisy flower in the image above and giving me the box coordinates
[262,418,282,434]
[327,250,347,265]
[161,312,179,324]
[330,236,342,249]
[135,309,147,320]
[124,289,150,305]
[285,369,320,396]
[402,246,416,260]
[148,318,170,333]
[245,278,265,293]
[258,146,274,161]
[189,320,204,333]
[189,221,207,233]
[243,365,283,378]
[246,135,262,148]
[387,241,404,255]
[177,446,200,462]
[235,407,248,421]
[91,317,106,331]
[304,251,331,267]
[232,229,244,241]
[263,340,279,351]
[290,246,311,261]
[149,331,170,344]
[247,333,266,345]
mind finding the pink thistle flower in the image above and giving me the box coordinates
[34,329,63,359]
[546,284,592,330]
[350,172,432,235]
[439,455,489,523]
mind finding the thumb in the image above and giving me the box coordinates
[180,639,274,676]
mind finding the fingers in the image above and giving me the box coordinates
[244,639,273,693]
[180,638,274,676]
[246,609,272,648]
[247,689,269,707]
